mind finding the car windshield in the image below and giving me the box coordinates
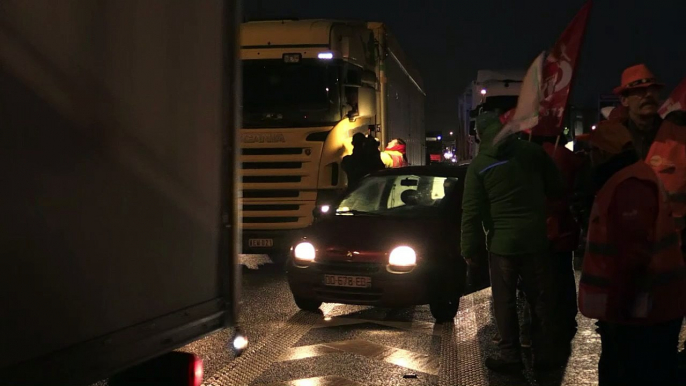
[242,59,342,128]
[336,174,460,217]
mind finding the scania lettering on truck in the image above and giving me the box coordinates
[240,20,426,255]
[0,1,240,384]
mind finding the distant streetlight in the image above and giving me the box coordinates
[592,125,597,131]
[437,135,442,141]
[449,131,454,136]
[480,89,487,95]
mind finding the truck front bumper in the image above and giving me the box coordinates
[241,229,304,255]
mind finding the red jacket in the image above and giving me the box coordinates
[579,161,686,324]
[607,178,658,319]
[542,142,584,251]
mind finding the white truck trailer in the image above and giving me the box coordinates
[0,1,241,384]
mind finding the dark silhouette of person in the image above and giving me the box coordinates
[342,133,369,190]
[363,135,386,172]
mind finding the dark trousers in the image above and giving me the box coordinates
[598,318,683,386]
[489,252,554,362]
[552,251,578,337]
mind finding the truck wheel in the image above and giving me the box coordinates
[429,298,460,322]
[293,296,322,312]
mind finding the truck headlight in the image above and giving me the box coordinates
[294,242,316,261]
[389,246,416,267]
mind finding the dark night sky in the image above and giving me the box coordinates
[244,0,686,133]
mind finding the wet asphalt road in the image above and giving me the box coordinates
[181,256,686,386]
[94,256,685,386]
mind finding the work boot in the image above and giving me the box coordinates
[485,356,524,374]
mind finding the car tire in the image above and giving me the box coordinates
[429,298,460,322]
[293,296,322,312]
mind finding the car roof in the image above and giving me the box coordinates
[369,164,469,178]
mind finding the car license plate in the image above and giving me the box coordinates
[324,275,371,288]
[248,238,273,248]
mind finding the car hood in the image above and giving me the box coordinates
[301,215,458,263]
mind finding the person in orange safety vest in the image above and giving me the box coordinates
[576,121,686,386]
[380,138,408,168]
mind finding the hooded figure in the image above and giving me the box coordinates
[460,112,566,372]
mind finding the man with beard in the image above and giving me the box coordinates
[614,64,664,159]
[614,64,686,364]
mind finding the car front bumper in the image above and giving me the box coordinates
[287,259,439,307]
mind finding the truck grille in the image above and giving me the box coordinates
[242,176,302,183]
[243,204,300,211]
[242,162,302,169]
[240,141,321,230]
[243,217,299,224]
[243,190,300,198]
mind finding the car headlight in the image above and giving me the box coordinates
[294,242,316,261]
[389,246,416,266]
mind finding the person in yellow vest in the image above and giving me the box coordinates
[576,121,686,386]
[380,138,408,168]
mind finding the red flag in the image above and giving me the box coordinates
[499,108,516,125]
[493,52,545,145]
[659,76,686,118]
[535,1,592,136]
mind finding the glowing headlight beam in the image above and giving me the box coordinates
[294,242,316,261]
[389,246,417,266]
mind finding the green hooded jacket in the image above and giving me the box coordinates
[460,112,565,257]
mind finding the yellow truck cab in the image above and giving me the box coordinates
[240,19,425,255]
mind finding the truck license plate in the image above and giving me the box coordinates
[324,275,372,288]
[248,238,273,248]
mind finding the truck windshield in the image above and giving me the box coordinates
[242,59,342,128]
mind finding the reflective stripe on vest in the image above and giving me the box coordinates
[579,161,686,323]
[581,265,686,291]
[586,232,679,256]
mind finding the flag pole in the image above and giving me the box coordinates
[553,133,561,156]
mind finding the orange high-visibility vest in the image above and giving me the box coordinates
[645,120,686,230]
[578,161,686,324]
[381,150,406,168]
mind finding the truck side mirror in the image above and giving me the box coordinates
[356,86,376,118]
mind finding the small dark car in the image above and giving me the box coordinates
[286,165,489,321]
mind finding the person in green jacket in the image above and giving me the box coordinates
[460,112,565,373]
